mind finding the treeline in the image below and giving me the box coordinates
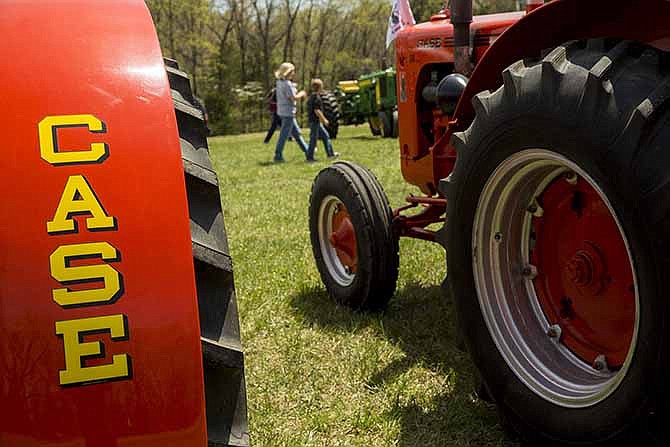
[146,0,522,135]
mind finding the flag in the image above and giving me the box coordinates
[386,0,416,48]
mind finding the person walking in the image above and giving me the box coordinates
[306,79,339,162]
[263,88,281,144]
[274,62,309,162]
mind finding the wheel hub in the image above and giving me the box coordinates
[329,206,357,272]
[532,175,635,368]
[566,252,594,287]
[317,195,357,287]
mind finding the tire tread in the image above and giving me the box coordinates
[166,58,249,447]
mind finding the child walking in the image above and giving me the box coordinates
[306,79,338,162]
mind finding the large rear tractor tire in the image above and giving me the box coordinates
[321,90,340,139]
[445,40,670,445]
[309,161,399,310]
[166,58,249,446]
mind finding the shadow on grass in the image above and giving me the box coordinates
[289,282,515,446]
[257,160,281,167]
[340,135,380,141]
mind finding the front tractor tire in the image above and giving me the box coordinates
[446,40,670,444]
[309,161,399,310]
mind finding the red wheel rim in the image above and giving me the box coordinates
[531,174,636,369]
[472,150,639,406]
[329,204,357,273]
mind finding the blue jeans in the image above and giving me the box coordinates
[274,116,308,161]
[307,121,334,160]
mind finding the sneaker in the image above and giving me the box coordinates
[327,152,340,159]
[306,158,318,163]
[273,158,285,163]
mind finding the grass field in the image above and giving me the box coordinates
[208,125,517,447]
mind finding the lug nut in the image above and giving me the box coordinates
[527,199,544,217]
[547,324,562,339]
[564,171,578,185]
[494,232,502,242]
[344,266,352,275]
[522,264,538,280]
[593,354,609,372]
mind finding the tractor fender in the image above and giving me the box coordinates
[0,1,208,445]
[451,0,670,132]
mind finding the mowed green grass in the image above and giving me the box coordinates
[208,125,517,447]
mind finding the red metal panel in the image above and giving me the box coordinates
[0,1,206,446]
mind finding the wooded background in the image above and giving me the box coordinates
[146,0,525,135]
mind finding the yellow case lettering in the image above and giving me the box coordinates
[39,114,108,165]
[50,242,122,307]
[56,315,130,386]
[46,175,116,234]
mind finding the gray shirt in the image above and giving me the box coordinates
[276,79,297,117]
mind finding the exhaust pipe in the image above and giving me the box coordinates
[450,0,473,75]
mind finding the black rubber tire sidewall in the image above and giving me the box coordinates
[379,110,393,138]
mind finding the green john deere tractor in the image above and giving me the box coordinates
[336,67,398,138]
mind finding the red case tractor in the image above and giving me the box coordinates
[0,2,248,446]
[309,0,670,443]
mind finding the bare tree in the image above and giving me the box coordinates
[299,0,316,88]
[182,4,210,94]
[309,0,336,81]
[230,0,251,82]
[282,0,303,62]
[166,0,177,56]
[251,0,278,90]
[210,2,236,94]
